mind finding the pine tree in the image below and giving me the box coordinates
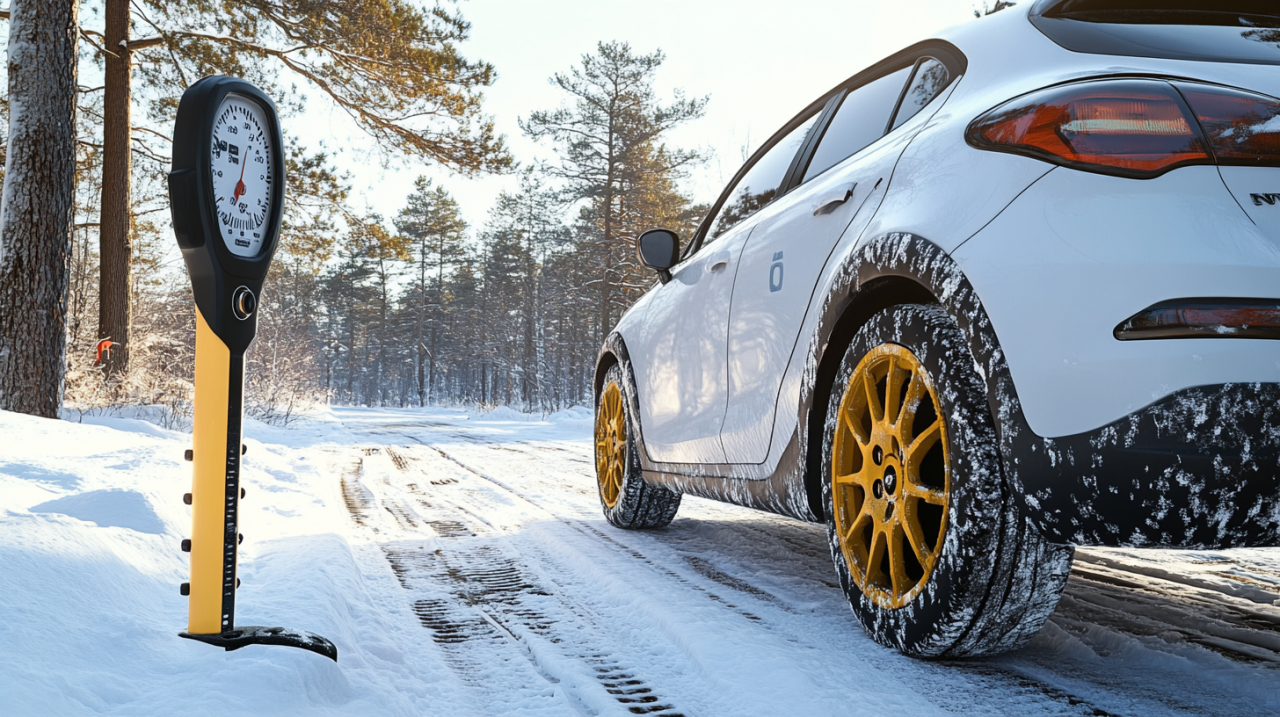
[0,0,81,417]
[320,214,405,404]
[523,42,706,342]
[395,177,467,405]
[483,170,567,408]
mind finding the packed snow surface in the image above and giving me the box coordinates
[2,405,1278,715]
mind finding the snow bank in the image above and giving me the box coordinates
[0,409,459,715]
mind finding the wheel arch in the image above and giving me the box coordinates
[594,348,621,403]
[802,275,940,520]
[798,232,1039,532]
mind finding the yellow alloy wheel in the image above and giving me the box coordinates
[831,343,950,609]
[595,381,627,508]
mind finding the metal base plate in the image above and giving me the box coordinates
[180,625,337,661]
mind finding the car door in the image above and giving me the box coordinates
[721,58,955,463]
[631,113,820,464]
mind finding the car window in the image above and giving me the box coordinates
[708,113,819,241]
[890,57,951,131]
[801,66,912,183]
[1032,0,1280,66]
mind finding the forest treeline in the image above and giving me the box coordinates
[0,1,707,422]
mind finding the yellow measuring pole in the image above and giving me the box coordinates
[188,308,237,635]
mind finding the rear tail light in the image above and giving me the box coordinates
[967,78,1280,178]
[1115,299,1280,341]
[1174,83,1280,166]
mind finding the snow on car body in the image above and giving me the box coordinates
[592,0,1280,657]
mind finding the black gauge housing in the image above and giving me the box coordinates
[168,76,285,354]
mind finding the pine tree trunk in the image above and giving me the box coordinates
[417,255,427,406]
[522,259,535,407]
[416,338,426,407]
[0,0,81,418]
[98,0,132,376]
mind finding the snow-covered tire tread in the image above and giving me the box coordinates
[822,304,1073,658]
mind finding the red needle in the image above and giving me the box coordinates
[231,151,248,206]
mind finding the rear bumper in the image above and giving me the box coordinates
[1018,382,1280,548]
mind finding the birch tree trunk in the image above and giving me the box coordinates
[0,0,81,417]
[98,0,132,376]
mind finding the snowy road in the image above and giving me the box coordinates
[4,405,1278,715]
[331,408,1280,716]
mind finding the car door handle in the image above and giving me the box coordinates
[813,182,857,216]
[708,253,731,272]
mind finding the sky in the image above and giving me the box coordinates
[290,0,985,234]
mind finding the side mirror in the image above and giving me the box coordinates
[635,229,681,284]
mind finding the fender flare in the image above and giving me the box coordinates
[798,232,1048,533]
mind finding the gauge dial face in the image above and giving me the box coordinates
[210,94,275,258]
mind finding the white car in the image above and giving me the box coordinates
[593,0,1280,658]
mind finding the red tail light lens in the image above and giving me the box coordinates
[967,80,1211,178]
[969,78,1280,177]
[1175,83,1280,166]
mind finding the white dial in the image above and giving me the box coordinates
[210,94,275,257]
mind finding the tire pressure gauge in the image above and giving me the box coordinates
[168,76,335,661]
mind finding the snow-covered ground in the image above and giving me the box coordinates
[2,405,1279,716]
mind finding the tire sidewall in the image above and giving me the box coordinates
[822,304,1007,657]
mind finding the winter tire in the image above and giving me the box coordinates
[822,304,1073,658]
[595,363,681,529]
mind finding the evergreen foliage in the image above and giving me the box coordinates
[2,6,708,417]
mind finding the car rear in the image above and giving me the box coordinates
[947,1,1280,547]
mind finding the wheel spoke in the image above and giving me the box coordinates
[904,419,941,464]
[867,526,887,587]
[843,507,873,544]
[888,523,909,600]
[903,517,931,568]
[862,367,883,424]
[840,410,870,447]
[834,471,873,488]
[905,482,946,506]
[901,371,926,421]
[885,356,903,427]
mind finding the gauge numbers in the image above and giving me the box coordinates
[210,94,275,258]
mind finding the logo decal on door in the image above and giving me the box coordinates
[1252,193,1280,206]
[769,252,784,293]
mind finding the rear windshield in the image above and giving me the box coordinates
[1030,0,1280,65]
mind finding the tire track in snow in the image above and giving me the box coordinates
[413,438,775,623]
[341,446,688,717]
[1058,556,1280,664]
[407,438,1143,717]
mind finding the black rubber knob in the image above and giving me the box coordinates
[183,493,192,505]
[181,539,191,552]
[235,578,241,588]
[240,487,246,499]
[184,449,193,461]
[232,286,256,320]
[241,444,247,455]
[238,533,244,545]
[180,582,190,596]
